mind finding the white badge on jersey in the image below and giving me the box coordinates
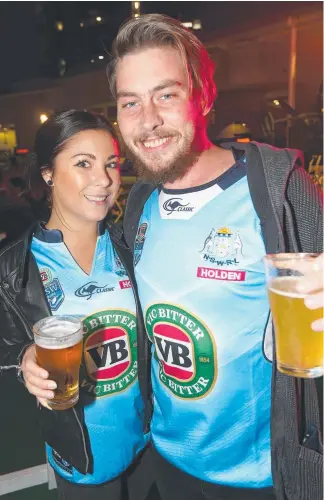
[159,183,223,220]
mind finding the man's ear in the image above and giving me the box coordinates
[202,100,214,117]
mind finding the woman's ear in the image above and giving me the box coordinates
[41,167,53,186]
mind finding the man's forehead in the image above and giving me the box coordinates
[115,46,187,93]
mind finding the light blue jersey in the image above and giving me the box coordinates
[31,224,148,485]
[134,158,272,487]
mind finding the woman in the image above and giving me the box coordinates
[0,110,155,500]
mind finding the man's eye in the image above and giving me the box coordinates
[160,93,175,101]
[123,102,137,109]
[75,160,90,168]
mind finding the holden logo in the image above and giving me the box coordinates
[146,304,217,399]
[162,198,194,216]
[80,309,137,398]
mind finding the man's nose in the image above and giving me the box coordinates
[141,100,163,132]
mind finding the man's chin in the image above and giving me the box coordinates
[133,154,199,185]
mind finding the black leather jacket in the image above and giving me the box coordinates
[0,221,145,474]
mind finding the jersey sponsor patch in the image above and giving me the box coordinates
[200,227,243,266]
[146,304,217,399]
[75,281,115,300]
[134,222,148,266]
[162,197,195,216]
[45,278,65,311]
[40,268,53,285]
[81,309,138,398]
[197,267,246,282]
[119,279,132,289]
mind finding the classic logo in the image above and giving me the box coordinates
[163,198,194,216]
[145,304,217,399]
[45,278,64,311]
[200,227,243,266]
[134,222,148,266]
[75,281,114,300]
[40,268,52,285]
[81,309,137,398]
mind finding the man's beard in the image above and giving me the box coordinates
[123,135,199,185]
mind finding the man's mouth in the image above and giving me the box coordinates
[140,136,173,151]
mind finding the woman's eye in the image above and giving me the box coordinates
[75,160,90,168]
[106,161,119,169]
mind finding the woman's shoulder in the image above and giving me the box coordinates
[0,225,35,280]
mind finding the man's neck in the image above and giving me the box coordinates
[163,144,234,190]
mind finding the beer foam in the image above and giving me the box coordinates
[34,318,82,349]
[269,277,307,299]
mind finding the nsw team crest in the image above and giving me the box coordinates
[44,278,65,311]
[200,227,243,264]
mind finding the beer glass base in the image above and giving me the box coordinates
[278,363,324,379]
[48,393,79,411]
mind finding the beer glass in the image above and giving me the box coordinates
[33,316,83,410]
[264,253,323,378]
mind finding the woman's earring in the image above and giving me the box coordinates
[47,179,53,186]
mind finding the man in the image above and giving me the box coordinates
[107,13,323,500]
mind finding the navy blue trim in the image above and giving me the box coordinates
[34,220,106,243]
[161,154,247,195]
[34,223,63,243]
[217,160,246,191]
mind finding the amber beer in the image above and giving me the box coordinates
[265,254,324,378]
[33,316,83,410]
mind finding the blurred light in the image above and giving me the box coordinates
[273,99,280,106]
[182,22,193,28]
[80,22,84,28]
[134,13,140,18]
[16,148,29,155]
[40,114,48,124]
[134,2,139,9]
[113,122,118,125]
[98,55,104,60]
[192,19,202,30]
[91,59,95,63]
[322,108,324,112]
[242,123,247,127]
[237,138,250,143]
[96,16,102,22]
[56,21,64,31]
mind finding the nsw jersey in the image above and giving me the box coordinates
[31,224,148,485]
[134,158,272,487]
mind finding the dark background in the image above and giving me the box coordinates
[0,1,320,90]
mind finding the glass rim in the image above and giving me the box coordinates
[33,315,82,341]
[264,252,320,262]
